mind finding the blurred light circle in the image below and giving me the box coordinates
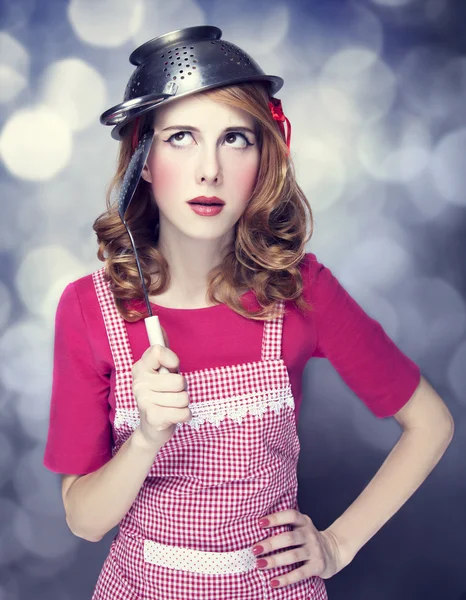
[399,47,466,122]
[135,0,205,48]
[295,141,346,211]
[322,46,379,78]
[0,106,72,181]
[17,394,51,444]
[13,507,79,559]
[0,280,12,333]
[432,128,466,207]
[319,56,396,124]
[370,0,412,6]
[14,448,65,517]
[316,85,358,125]
[340,237,412,291]
[68,0,144,48]
[209,2,288,56]
[0,33,28,97]
[16,245,87,323]
[447,340,466,407]
[0,319,52,396]
[0,65,27,103]
[0,33,29,102]
[340,4,383,57]
[406,278,466,348]
[40,58,107,132]
[0,498,28,566]
[357,112,431,182]
[404,169,448,222]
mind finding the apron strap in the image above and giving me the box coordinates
[261,300,285,362]
[92,267,135,411]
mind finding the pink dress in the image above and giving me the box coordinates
[91,267,328,599]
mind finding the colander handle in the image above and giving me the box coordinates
[145,315,170,374]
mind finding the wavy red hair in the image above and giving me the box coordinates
[93,83,315,321]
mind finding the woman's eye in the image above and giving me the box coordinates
[224,132,251,148]
[164,131,253,148]
[166,131,193,146]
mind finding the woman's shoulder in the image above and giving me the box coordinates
[58,267,105,316]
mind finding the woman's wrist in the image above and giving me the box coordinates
[130,427,163,456]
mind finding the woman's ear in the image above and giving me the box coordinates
[141,163,152,184]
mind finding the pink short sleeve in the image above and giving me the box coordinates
[304,253,421,418]
[44,282,113,475]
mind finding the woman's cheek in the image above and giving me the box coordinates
[151,156,183,196]
[229,160,259,196]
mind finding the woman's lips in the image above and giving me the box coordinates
[188,203,224,216]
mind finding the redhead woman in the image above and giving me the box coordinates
[44,26,454,600]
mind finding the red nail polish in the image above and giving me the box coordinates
[256,559,268,569]
[253,545,264,555]
[271,579,280,588]
[259,518,270,527]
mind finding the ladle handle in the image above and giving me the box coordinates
[145,315,170,374]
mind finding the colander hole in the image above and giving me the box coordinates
[166,74,170,77]
[164,61,168,65]
[190,54,194,57]
[188,72,192,75]
[183,46,186,49]
[184,58,188,61]
[183,51,187,54]
[193,66,197,69]
[181,76,185,79]
[163,68,167,72]
[173,76,177,80]
[178,63,182,66]
[161,54,164,58]
[193,59,198,63]
[171,62,174,65]
[190,46,194,49]
[175,47,179,50]
[180,70,183,73]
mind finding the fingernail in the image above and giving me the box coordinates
[256,559,268,569]
[259,518,270,527]
[271,579,280,588]
[252,545,264,555]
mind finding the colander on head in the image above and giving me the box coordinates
[100,25,285,357]
[100,25,283,140]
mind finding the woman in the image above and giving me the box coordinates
[44,26,454,600]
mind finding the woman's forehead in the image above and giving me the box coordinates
[154,94,253,128]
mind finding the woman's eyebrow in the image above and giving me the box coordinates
[160,125,255,135]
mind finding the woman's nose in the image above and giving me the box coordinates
[196,146,222,184]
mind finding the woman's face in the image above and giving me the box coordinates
[141,93,260,242]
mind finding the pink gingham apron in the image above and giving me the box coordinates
[91,267,328,600]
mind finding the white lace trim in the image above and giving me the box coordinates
[144,540,256,574]
[114,386,294,431]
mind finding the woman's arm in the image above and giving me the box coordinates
[62,428,162,542]
[324,375,454,562]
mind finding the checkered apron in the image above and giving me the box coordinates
[91,267,328,600]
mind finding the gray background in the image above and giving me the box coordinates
[0,0,465,598]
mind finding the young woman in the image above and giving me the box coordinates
[44,26,454,600]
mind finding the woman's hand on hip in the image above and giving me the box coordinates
[252,509,352,588]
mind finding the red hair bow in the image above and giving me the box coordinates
[268,97,291,154]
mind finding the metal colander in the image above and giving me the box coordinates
[100,25,284,140]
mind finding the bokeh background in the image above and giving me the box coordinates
[0,0,465,598]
